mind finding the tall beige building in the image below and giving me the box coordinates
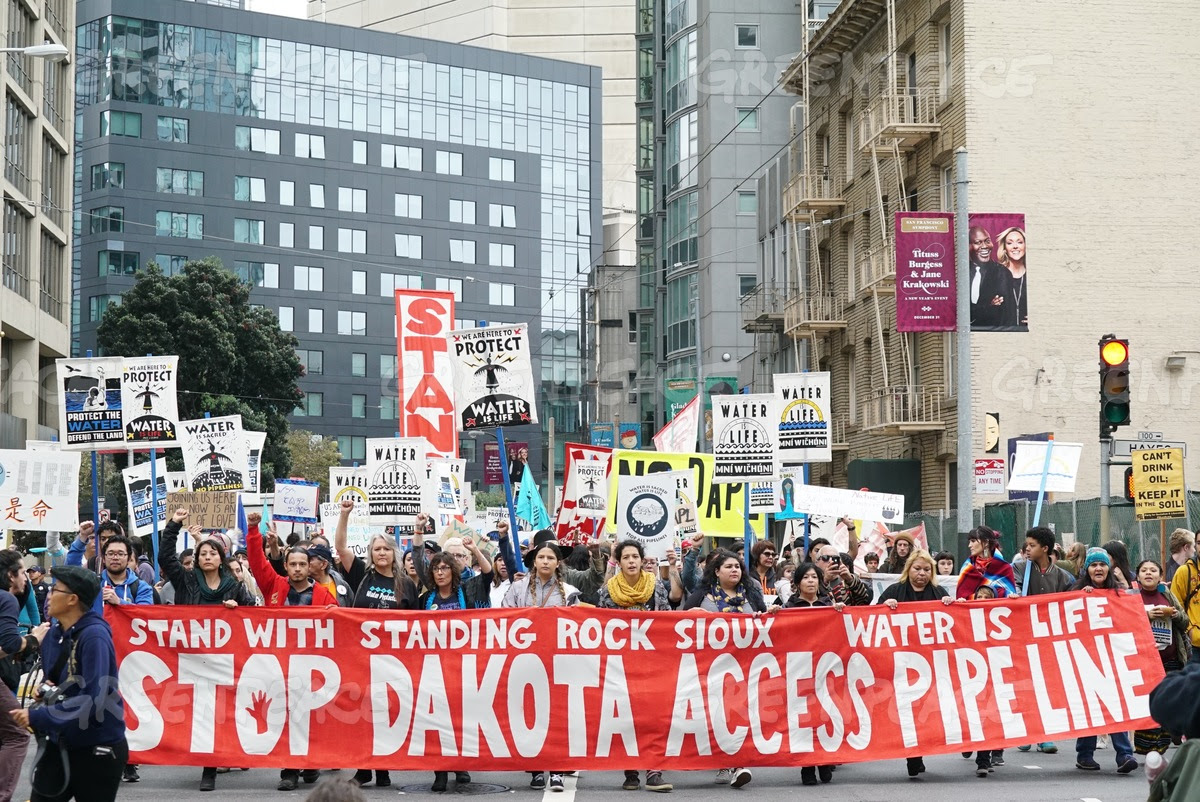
[0,0,72,447]
[307,0,635,217]
[751,0,1200,530]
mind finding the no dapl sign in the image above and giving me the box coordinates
[1131,447,1186,521]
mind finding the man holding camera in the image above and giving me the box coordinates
[10,565,127,801]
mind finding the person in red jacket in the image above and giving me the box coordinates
[244,511,336,790]
[245,512,337,608]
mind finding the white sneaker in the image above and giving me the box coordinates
[1097,736,1109,750]
[730,768,752,789]
[714,769,731,784]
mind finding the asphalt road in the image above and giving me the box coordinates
[12,746,1158,801]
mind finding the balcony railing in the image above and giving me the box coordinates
[740,283,791,333]
[857,88,942,151]
[784,292,847,334]
[859,385,946,433]
[782,171,844,220]
[857,242,895,292]
[831,414,849,449]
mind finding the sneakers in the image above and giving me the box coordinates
[976,766,988,778]
[1076,759,1101,771]
[123,765,140,783]
[277,776,299,791]
[714,768,732,784]
[199,767,216,792]
[432,772,449,793]
[818,765,833,784]
[1117,758,1140,775]
[800,767,817,786]
[1037,743,1058,754]
[623,771,641,791]
[531,773,547,790]
[549,773,566,793]
[991,755,1005,767]
[1017,745,1032,752]
[730,768,752,789]
[645,772,672,793]
[456,772,472,785]
[353,770,373,787]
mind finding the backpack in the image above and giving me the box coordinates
[127,577,162,606]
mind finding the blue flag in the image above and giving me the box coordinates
[515,468,551,531]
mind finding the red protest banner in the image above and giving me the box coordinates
[110,591,1164,770]
[394,289,457,458]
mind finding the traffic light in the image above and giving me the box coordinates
[1123,466,1134,503]
[1099,335,1130,435]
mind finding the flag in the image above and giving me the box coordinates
[653,395,699,453]
[516,468,551,531]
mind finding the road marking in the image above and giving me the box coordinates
[1081,798,1103,802]
[1023,765,1042,769]
[542,772,578,802]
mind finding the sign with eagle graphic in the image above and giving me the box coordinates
[178,415,248,492]
[448,324,538,430]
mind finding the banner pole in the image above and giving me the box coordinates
[496,427,521,539]
[1023,441,1055,596]
[149,447,160,582]
[742,484,753,574]
[802,464,811,561]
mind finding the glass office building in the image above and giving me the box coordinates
[73,0,602,481]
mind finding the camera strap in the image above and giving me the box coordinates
[28,636,82,799]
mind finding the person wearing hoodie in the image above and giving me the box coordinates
[11,565,126,801]
[0,549,47,801]
[133,542,155,585]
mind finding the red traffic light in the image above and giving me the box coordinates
[1101,339,1128,366]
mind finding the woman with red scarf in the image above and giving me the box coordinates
[955,527,1016,600]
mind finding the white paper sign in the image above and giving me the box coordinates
[273,479,321,524]
[422,458,467,527]
[365,437,426,524]
[319,501,373,557]
[449,323,538,430]
[614,470,691,559]
[1007,441,1082,493]
[0,449,81,531]
[56,357,124,449]
[244,431,267,494]
[787,483,905,526]
[567,459,610,517]
[179,415,248,491]
[122,458,168,538]
[330,467,369,503]
[775,372,832,463]
[711,393,781,483]
[120,356,181,447]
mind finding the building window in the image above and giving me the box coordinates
[338,187,367,213]
[88,294,122,322]
[91,161,124,190]
[381,272,421,296]
[41,135,65,229]
[488,282,515,306]
[738,274,756,297]
[351,352,367,377]
[380,396,398,420]
[488,157,515,182]
[449,239,475,264]
[306,226,323,250]
[338,228,367,254]
[337,436,366,461]
[295,132,326,159]
[294,392,323,417]
[279,180,294,206]
[294,265,324,292]
[665,110,699,192]
[89,206,124,234]
[380,354,398,379]
[308,308,323,333]
[435,150,463,175]
[98,250,138,276]
[737,191,758,215]
[338,310,366,336]
[234,176,266,202]
[940,22,953,101]
[394,234,422,259]
[842,112,855,181]
[157,115,188,143]
[351,394,367,418]
[735,108,759,131]
[309,183,325,208]
[488,204,516,228]
[154,254,187,276]
[42,55,67,133]
[234,218,264,244]
[665,191,698,266]
[735,24,758,48]
[279,222,294,248]
[278,306,294,331]
[352,140,367,164]
[664,31,698,117]
[235,126,280,155]
[298,349,324,376]
[100,110,142,137]
[155,211,204,239]
[156,167,203,195]
[394,193,422,219]
[234,261,278,288]
[382,143,422,170]
[941,165,954,211]
[449,199,475,225]
[489,243,515,268]
[664,274,697,354]
[351,270,366,295]
[435,277,463,301]
[3,98,30,195]
[39,231,64,320]
[944,331,957,397]
[5,2,32,93]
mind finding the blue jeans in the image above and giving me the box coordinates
[1076,732,1132,764]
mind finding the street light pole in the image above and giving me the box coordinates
[0,43,69,61]
[954,148,974,546]
[689,265,706,453]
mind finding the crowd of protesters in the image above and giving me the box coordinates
[0,504,1193,800]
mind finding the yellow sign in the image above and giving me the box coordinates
[605,450,764,538]
[1131,447,1186,521]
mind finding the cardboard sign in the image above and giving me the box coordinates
[1132,447,1186,521]
[319,502,372,558]
[330,467,369,503]
[165,491,238,530]
[614,470,691,559]
[56,357,124,449]
[244,431,267,494]
[786,483,905,526]
[1007,441,1082,493]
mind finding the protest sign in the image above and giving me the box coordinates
[0,449,81,531]
[787,483,905,527]
[244,431,267,494]
[774,372,831,463]
[164,491,238,530]
[120,356,180,446]
[179,415,248,492]
[122,458,168,538]
[56,357,124,449]
[329,467,369,503]
[111,592,1163,770]
[449,324,538,430]
[711,394,780,483]
[395,289,457,457]
[273,479,321,524]
[554,444,611,541]
[365,438,425,525]
[319,502,372,558]
[614,470,691,559]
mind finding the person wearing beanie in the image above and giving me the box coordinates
[882,532,916,574]
[11,564,127,800]
[955,527,1016,599]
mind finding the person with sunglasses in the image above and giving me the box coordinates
[815,544,872,606]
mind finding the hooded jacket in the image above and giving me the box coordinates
[28,611,125,748]
[92,569,155,614]
[246,524,337,607]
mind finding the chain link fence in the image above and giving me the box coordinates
[904,494,1200,566]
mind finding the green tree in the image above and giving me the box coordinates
[96,258,304,488]
[284,429,342,499]
[474,490,506,511]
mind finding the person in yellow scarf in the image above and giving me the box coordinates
[596,540,672,792]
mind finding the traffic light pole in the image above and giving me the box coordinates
[954,148,974,546]
[1099,434,1111,540]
